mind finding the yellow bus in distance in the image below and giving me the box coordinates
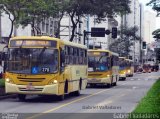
[119,57,127,80]
[5,36,88,101]
[126,59,134,77]
[88,49,119,87]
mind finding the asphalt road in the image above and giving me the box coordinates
[0,71,159,119]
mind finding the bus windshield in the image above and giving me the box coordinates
[119,59,126,70]
[7,48,58,74]
[88,55,110,72]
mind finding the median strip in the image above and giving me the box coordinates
[0,79,17,100]
[130,78,160,117]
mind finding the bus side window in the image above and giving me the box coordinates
[60,48,65,72]
[73,47,77,64]
[65,46,68,64]
[69,47,73,64]
[84,50,87,65]
[80,49,84,64]
[111,56,113,67]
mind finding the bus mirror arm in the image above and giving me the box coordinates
[61,52,65,63]
[60,66,64,73]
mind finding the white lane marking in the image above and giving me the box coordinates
[130,79,134,81]
[145,79,148,81]
[121,83,126,85]
[138,79,141,81]
[132,86,137,89]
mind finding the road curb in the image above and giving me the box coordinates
[0,94,17,100]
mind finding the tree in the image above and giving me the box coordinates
[0,0,58,37]
[109,26,141,57]
[54,0,69,38]
[0,0,26,39]
[19,0,58,35]
[152,28,160,41]
[0,0,131,42]
[62,0,131,42]
[147,0,160,16]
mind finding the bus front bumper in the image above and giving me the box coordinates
[5,83,59,95]
[87,77,111,84]
[119,74,126,79]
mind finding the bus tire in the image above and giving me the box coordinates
[90,84,96,88]
[18,94,26,101]
[113,76,117,86]
[58,80,68,101]
[123,77,126,81]
[64,80,68,94]
[58,94,65,101]
[107,83,111,88]
[73,79,82,96]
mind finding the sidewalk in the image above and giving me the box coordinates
[0,79,17,100]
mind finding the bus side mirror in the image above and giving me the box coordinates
[2,52,5,60]
[61,51,65,63]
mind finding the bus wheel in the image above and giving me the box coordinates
[107,83,111,88]
[58,80,68,101]
[18,94,26,101]
[90,84,96,88]
[73,79,82,96]
[113,76,117,86]
[58,94,65,101]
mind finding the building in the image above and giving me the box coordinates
[123,0,143,64]
[0,12,58,43]
[144,10,156,43]
[60,15,88,44]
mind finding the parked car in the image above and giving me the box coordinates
[142,64,151,73]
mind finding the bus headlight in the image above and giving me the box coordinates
[49,80,58,85]
[107,75,110,77]
[128,70,131,73]
[124,71,126,74]
[6,78,14,84]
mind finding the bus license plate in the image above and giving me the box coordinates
[91,79,100,82]
[26,83,34,90]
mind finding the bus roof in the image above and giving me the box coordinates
[88,49,110,52]
[119,57,126,59]
[10,36,60,41]
[88,49,119,56]
[10,36,87,49]
[126,59,133,62]
[62,40,87,49]
[110,51,119,56]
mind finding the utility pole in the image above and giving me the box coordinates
[140,4,142,64]
[0,12,2,41]
[134,0,136,65]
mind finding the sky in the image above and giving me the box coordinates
[139,0,160,29]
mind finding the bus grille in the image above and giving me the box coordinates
[17,77,45,82]
[19,88,43,92]
[88,74,102,77]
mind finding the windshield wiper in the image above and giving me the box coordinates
[35,47,46,65]
[38,47,46,58]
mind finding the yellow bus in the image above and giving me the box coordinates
[119,57,127,80]
[126,59,134,77]
[88,49,119,87]
[5,36,88,101]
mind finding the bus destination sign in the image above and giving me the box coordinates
[10,40,57,48]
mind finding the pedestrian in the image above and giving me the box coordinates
[0,62,3,79]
